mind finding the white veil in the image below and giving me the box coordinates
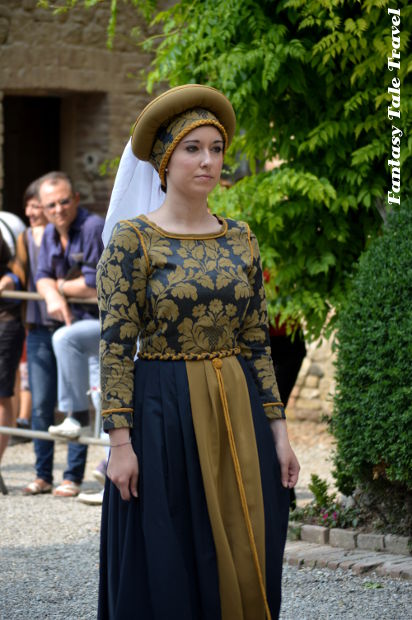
[102,139,165,246]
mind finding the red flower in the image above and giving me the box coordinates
[263,269,271,283]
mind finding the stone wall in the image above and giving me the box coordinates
[0,0,155,215]
[287,335,336,423]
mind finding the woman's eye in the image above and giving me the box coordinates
[212,146,223,153]
[186,145,198,152]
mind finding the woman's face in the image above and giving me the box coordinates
[25,196,47,228]
[166,125,224,197]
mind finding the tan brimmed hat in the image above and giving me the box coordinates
[131,84,236,187]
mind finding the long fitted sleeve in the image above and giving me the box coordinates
[97,220,149,430]
[237,229,285,420]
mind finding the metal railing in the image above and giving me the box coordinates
[0,426,109,446]
[1,290,102,434]
[0,289,98,304]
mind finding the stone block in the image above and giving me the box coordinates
[318,377,331,393]
[0,16,9,45]
[301,525,329,545]
[295,545,335,569]
[376,557,412,579]
[295,398,321,411]
[292,408,323,423]
[305,375,319,388]
[287,521,302,541]
[308,362,324,377]
[316,549,349,569]
[300,387,320,400]
[329,528,357,549]
[399,562,412,581]
[284,541,315,567]
[357,533,385,552]
[351,555,385,575]
[384,534,412,556]
[296,357,311,382]
[337,551,376,570]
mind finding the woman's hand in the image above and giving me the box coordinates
[270,419,300,489]
[107,430,139,501]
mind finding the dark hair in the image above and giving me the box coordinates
[37,171,75,194]
[22,179,40,208]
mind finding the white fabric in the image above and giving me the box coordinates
[102,139,165,247]
[0,212,26,257]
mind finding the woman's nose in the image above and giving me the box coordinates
[200,150,211,166]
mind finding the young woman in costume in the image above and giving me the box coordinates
[97,84,300,620]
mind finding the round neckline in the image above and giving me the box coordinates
[138,214,228,240]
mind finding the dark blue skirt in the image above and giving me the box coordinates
[98,358,289,620]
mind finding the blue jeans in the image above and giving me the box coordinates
[52,320,100,480]
[27,326,89,484]
[52,320,100,413]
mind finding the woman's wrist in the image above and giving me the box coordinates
[110,439,132,448]
[108,428,131,447]
[269,419,290,446]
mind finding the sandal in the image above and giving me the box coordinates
[53,480,81,497]
[23,479,52,495]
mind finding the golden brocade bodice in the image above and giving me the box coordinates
[97,214,285,430]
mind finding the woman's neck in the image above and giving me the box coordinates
[148,193,220,235]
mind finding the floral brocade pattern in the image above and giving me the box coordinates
[97,215,285,429]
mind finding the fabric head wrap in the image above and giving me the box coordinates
[150,108,228,188]
[102,85,235,245]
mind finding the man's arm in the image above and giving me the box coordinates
[37,277,72,325]
[56,275,96,299]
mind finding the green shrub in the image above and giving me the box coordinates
[291,474,360,530]
[331,200,412,510]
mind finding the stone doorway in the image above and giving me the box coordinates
[3,95,60,221]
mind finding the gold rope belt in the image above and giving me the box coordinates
[138,347,240,361]
[211,357,272,620]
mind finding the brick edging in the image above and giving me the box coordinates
[284,540,412,581]
[288,522,412,555]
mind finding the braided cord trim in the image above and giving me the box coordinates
[138,347,240,362]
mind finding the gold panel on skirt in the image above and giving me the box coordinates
[186,356,269,620]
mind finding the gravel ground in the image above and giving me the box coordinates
[280,565,412,619]
[0,440,104,620]
[1,426,411,619]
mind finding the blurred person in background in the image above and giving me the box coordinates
[34,171,104,497]
[12,180,50,441]
[11,178,59,495]
[0,229,25,473]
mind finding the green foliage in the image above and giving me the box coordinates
[291,474,360,529]
[99,156,121,178]
[40,0,412,339]
[331,198,412,497]
[142,0,412,339]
